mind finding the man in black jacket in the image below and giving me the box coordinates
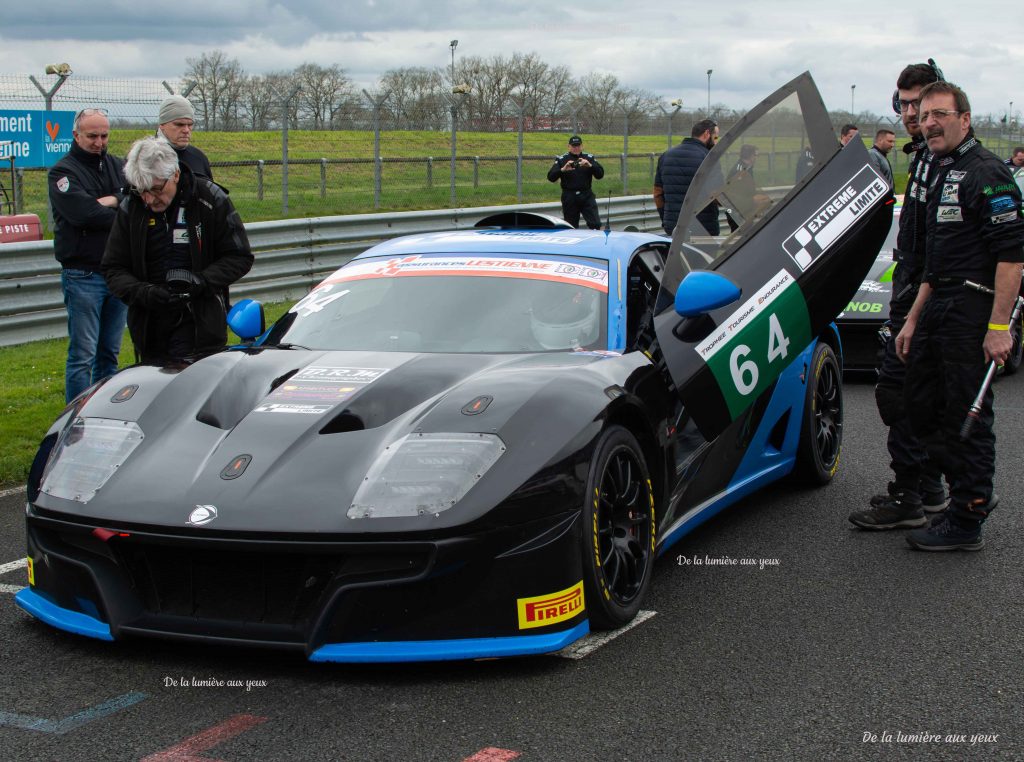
[654,119,720,236]
[547,135,604,229]
[157,95,213,179]
[850,61,946,532]
[895,81,1024,551]
[103,137,252,363]
[48,107,128,402]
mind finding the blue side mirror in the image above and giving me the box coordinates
[674,271,742,318]
[228,299,266,341]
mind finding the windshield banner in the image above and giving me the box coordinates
[321,254,609,292]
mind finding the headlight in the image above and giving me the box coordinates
[348,432,505,518]
[41,418,144,503]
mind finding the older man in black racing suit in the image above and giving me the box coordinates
[895,81,1024,551]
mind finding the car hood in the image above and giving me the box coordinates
[37,348,635,534]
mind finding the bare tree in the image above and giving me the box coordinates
[241,74,278,131]
[184,50,244,131]
[295,63,355,129]
[377,67,446,130]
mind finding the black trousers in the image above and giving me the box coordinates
[904,285,995,518]
[874,265,943,498]
[561,190,601,230]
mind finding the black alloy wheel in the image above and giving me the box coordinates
[581,426,655,630]
[793,342,843,484]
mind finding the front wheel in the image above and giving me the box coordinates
[580,426,655,630]
[792,341,843,485]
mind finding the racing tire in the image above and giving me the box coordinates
[792,342,843,485]
[1000,318,1022,376]
[580,425,655,631]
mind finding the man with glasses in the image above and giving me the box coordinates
[48,107,128,402]
[102,137,252,363]
[654,118,720,236]
[850,61,947,532]
[157,95,213,179]
[894,81,1024,551]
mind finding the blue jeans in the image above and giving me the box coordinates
[61,268,128,402]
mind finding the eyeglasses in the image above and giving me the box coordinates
[920,108,961,122]
[132,179,171,198]
[897,98,919,112]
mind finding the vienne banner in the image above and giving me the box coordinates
[0,110,76,168]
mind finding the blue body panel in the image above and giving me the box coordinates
[15,588,114,642]
[310,621,590,663]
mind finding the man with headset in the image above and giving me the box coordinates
[850,60,947,531]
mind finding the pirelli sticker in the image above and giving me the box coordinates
[695,270,812,419]
[517,581,585,630]
[783,165,888,271]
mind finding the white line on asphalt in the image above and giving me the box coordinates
[0,559,27,576]
[0,486,24,499]
[552,609,657,659]
[0,584,24,595]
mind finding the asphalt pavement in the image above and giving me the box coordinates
[1,374,1022,761]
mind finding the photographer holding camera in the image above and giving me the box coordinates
[547,135,605,229]
[102,137,253,363]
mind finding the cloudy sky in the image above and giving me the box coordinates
[3,0,1021,120]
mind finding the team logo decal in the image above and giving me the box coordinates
[188,505,218,526]
[782,165,888,271]
[937,205,963,223]
[517,581,585,629]
[56,176,69,193]
[940,183,959,204]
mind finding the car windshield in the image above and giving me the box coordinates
[266,253,609,353]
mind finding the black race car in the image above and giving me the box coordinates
[16,74,893,662]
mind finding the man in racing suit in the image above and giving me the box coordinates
[850,62,946,531]
[103,137,253,363]
[895,81,1024,551]
[547,135,604,229]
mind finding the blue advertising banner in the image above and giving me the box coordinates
[0,110,76,168]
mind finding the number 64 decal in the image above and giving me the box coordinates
[729,314,791,395]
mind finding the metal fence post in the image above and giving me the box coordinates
[257,160,264,201]
[620,154,626,196]
[361,89,390,211]
[427,157,433,188]
[320,158,327,199]
[14,168,24,214]
[649,153,655,183]
[281,85,302,217]
[473,157,480,189]
[622,109,629,195]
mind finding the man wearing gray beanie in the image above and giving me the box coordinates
[157,95,213,180]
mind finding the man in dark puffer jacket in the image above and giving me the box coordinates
[654,118,720,236]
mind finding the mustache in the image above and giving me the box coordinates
[926,129,944,139]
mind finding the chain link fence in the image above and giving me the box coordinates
[4,75,1023,236]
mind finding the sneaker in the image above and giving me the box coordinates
[868,481,899,509]
[850,494,927,530]
[922,489,949,513]
[906,514,984,551]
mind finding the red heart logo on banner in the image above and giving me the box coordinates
[46,121,61,141]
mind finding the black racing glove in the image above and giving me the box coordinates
[188,274,209,300]
[144,285,172,308]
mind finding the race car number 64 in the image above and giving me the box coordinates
[730,314,791,395]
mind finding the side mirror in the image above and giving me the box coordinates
[227,299,266,342]
[674,270,742,317]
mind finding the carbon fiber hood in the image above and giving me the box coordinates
[36,348,632,534]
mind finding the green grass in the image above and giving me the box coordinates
[0,300,293,488]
